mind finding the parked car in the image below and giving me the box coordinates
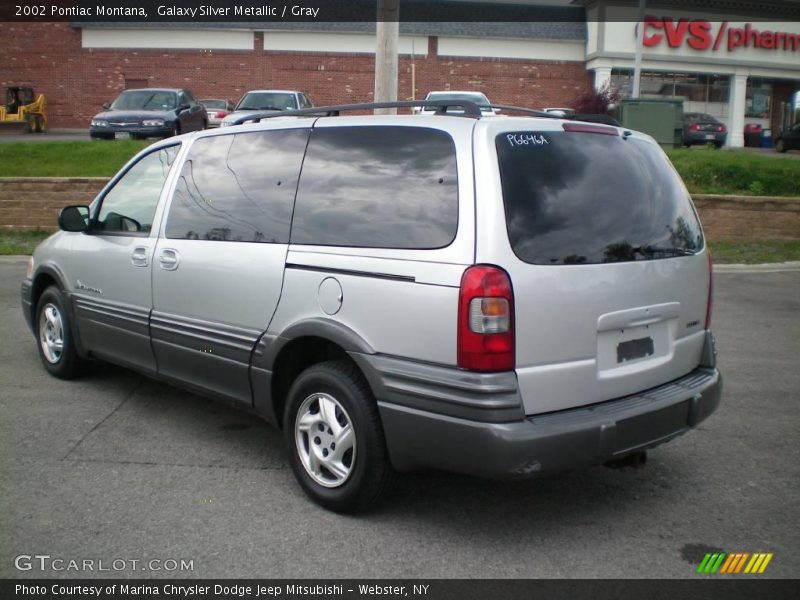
[90,88,207,140]
[542,107,576,118]
[200,98,235,128]
[775,123,800,153]
[682,112,727,148]
[23,100,721,513]
[220,90,312,127]
[415,91,497,115]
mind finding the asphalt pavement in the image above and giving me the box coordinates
[0,257,798,579]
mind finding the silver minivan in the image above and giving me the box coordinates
[22,101,721,512]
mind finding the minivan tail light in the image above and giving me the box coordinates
[458,265,515,372]
[689,123,700,131]
[705,250,714,329]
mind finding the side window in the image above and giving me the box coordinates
[300,94,312,109]
[184,90,197,107]
[177,92,188,107]
[95,145,179,235]
[166,129,309,243]
[291,126,458,249]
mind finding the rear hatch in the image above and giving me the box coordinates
[475,120,711,415]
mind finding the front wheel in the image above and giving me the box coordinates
[35,286,87,379]
[284,360,392,513]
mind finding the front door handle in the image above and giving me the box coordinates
[131,247,149,267]
[159,248,180,271]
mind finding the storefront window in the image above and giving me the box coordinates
[745,79,772,118]
[610,70,730,103]
[610,70,730,120]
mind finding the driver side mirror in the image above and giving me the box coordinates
[102,102,111,110]
[58,205,90,232]
[178,103,190,112]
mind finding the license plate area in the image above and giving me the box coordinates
[596,321,671,373]
[114,132,131,140]
[617,336,654,363]
[705,134,715,140]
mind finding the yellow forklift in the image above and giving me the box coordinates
[0,86,47,133]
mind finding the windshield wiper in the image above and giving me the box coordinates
[635,245,696,257]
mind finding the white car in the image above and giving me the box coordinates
[220,90,313,126]
[415,91,498,115]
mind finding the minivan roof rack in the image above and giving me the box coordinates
[229,100,561,126]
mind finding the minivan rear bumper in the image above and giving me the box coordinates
[376,366,721,479]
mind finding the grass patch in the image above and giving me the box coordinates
[666,148,800,197]
[0,141,798,197]
[0,140,151,177]
[0,229,52,255]
[709,240,800,264]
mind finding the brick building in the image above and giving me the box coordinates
[0,19,592,129]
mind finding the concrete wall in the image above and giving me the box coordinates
[693,194,800,241]
[0,178,106,230]
[1,179,798,242]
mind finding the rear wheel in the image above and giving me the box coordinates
[284,360,392,513]
[170,122,181,137]
[35,286,87,379]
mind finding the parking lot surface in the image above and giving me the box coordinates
[1,257,798,578]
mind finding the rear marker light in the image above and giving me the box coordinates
[458,265,515,372]
[705,251,714,329]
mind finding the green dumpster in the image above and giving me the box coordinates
[617,98,684,149]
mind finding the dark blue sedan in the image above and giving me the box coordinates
[90,88,207,140]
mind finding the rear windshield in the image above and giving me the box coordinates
[495,131,703,265]
[686,113,720,123]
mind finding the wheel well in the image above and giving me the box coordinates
[30,273,58,319]
[270,336,354,429]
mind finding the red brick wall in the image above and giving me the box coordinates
[0,22,592,128]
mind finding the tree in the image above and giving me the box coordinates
[570,82,620,115]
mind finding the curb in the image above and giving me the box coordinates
[715,261,800,273]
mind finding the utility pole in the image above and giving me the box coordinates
[374,0,400,114]
[632,0,646,98]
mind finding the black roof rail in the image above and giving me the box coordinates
[229,100,563,126]
[229,100,481,125]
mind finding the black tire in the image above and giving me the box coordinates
[170,122,181,137]
[33,115,45,133]
[283,360,393,513]
[713,141,723,149]
[775,139,786,153]
[201,119,208,130]
[34,286,87,379]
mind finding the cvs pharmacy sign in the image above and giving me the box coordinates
[642,17,800,53]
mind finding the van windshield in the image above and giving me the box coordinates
[495,131,703,265]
